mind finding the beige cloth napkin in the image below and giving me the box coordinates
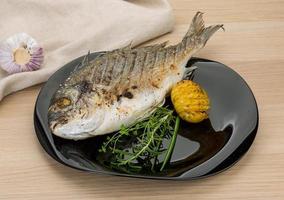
[0,0,174,101]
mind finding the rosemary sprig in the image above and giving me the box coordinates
[98,107,179,173]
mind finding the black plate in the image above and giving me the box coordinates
[34,52,258,180]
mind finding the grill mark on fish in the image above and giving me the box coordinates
[161,49,168,73]
[92,55,108,84]
[88,57,102,83]
[87,63,96,83]
[142,50,157,85]
[175,44,181,63]
[164,47,169,68]
[153,50,159,69]
[111,53,126,85]
[145,50,156,71]
[150,50,166,87]
[92,60,101,84]
[118,51,133,85]
[101,54,117,86]
[139,46,164,89]
[128,51,137,77]
[171,46,177,64]
[185,36,192,48]
[131,50,145,83]
[143,49,158,86]
[176,42,182,62]
[99,54,110,84]
[183,39,187,53]
[169,46,176,64]
[139,50,149,81]
[152,49,166,77]
[136,51,146,74]
[159,49,167,68]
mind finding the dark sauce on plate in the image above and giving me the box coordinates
[166,119,232,176]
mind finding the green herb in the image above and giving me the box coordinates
[98,107,179,174]
[160,116,180,171]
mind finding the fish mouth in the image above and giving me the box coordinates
[53,130,93,140]
[51,118,98,140]
[52,127,94,140]
[49,117,94,140]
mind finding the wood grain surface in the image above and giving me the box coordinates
[1,0,284,199]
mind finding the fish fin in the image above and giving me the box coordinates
[183,66,198,80]
[156,41,168,49]
[184,12,224,46]
[147,42,167,51]
[121,42,133,51]
[74,51,91,71]
[141,41,168,52]
[153,41,168,48]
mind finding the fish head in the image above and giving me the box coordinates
[48,82,105,139]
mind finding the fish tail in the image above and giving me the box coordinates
[183,12,224,48]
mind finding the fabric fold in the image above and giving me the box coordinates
[0,0,174,100]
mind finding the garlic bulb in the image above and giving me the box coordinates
[0,33,44,74]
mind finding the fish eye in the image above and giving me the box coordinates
[55,97,71,108]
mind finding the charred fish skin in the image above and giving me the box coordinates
[48,12,223,140]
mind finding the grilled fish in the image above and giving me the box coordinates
[48,12,223,140]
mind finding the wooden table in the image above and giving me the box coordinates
[1,0,284,199]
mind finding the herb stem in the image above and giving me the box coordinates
[120,117,167,165]
[160,116,180,171]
